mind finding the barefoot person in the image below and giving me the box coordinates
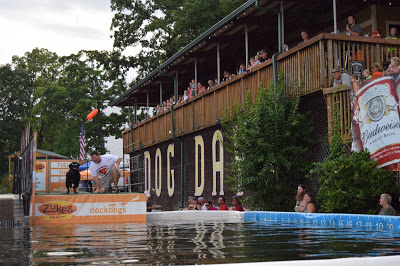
[90,151,121,193]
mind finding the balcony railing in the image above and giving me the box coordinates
[123,33,400,153]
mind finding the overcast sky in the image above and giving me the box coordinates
[0,0,133,158]
[0,0,118,64]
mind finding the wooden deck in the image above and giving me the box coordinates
[123,33,400,153]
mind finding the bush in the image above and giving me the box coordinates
[222,74,313,211]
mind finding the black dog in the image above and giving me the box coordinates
[66,162,81,194]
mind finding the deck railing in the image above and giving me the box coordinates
[123,33,400,153]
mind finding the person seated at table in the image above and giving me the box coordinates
[346,15,362,36]
[363,69,372,80]
[371,62,383,79]
[332,68,351,87]
[304,191,317,213]
[378,193,396,216]
[232,196,244,211]
[383,57,400,76]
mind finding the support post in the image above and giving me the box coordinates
[160,81,162,105]
[217,43,220,84]
[333,0,337,34]
[245,25,249,67]
[194,58,198,95]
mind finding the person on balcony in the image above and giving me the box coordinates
[371,62,383,79]
[363,69,372,80]
[332,68,351,87]
[383,57,400,76]
[207,79,215,90]
[198,81,207,94]
[346,15,362,36]
[386,27,399,56]
[378,194,396,216]
[298,31,309,45]
[258,50,269,63]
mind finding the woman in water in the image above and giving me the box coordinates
[294,184,307,212]
[304,191,317,213]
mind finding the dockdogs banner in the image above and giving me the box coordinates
[30,193,146,225]
[350,73,400,170]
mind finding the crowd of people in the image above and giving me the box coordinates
[134,14,399,125]
[186,196,244,211]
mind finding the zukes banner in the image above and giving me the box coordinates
[350,73,400,169]
[30,193,146,225]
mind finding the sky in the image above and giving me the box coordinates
[0,0,133,159]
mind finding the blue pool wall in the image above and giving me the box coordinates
[244,211,400,231]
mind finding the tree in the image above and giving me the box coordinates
[0,64,33,177]
[110,0,247,81]
[308,106,397,214]
[222,75,313,211]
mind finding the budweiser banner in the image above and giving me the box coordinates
[350,74,400,169]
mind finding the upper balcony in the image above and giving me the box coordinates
[121,33,400,153]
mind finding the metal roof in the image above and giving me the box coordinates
[8,149,70,159]
[110,0,259,106]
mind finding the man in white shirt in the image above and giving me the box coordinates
[90,151,122,193]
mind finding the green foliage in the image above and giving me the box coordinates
[110,0,247,80]
[222,75,313,211]
[309,98,397,214]
[0,64,33,177]
[1,48,132,177]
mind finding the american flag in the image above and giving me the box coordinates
[79,123,87,161]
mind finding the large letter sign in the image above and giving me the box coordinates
[167,144,175,197]
[194,136,205,196]
[212,130,224,196]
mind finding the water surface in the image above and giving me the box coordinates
[1,220,400,264]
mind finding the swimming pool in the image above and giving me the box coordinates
[1,211,400,265]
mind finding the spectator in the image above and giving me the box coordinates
[378,193,396,216]
[387,27,399,39]
[254,54,260,65]
[283,44,289,52]
[248,56,255,70]
[183,89,189,102]
[304,191,317,213]
[350,74,362,93]
[346,15,362,36]
[214,78,219,85]
[386,27,399,56]
[205,201,218,210]
[237,64,247,75]
[383,57,400,76]
[218,197,229,210]
[332,68,351,86]
[198,196,206,210]
[197,81,207,94]
[371,62,383,79]
[187,196,196,210]
[222,71,231,82]
[258,50,269,63]
[294,184,307,212]
[299,31,309,45]
[207,79,215,90]
[193,198,202,210]
[232,196,244,211]
[363,69,372,80]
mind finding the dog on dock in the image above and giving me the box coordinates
[66,162,81,194]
